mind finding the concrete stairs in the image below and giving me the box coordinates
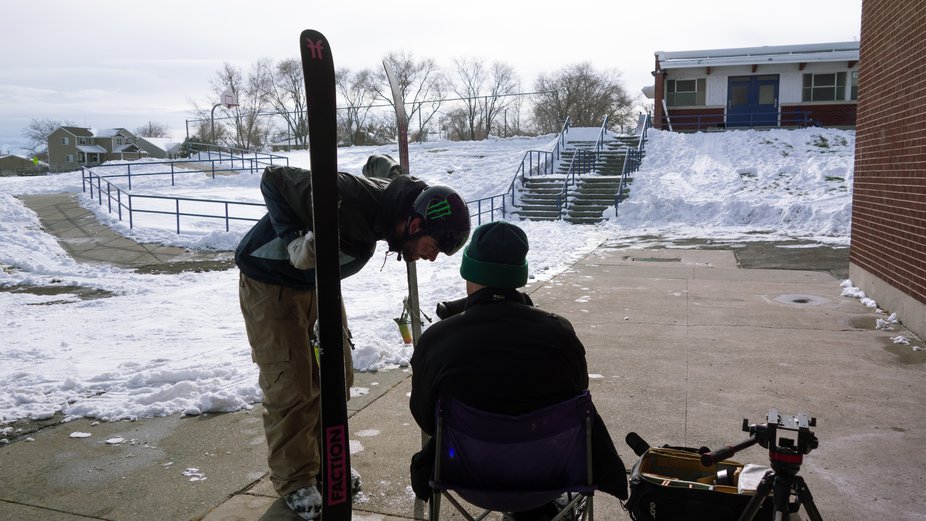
[512,131,640,224]
[515,177,567,221]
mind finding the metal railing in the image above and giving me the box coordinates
[662,110,812,131]
[554,148,597,217]
[553,117,571,161]
[463,116,573,225]
[614,113,652,216]
[187,142,290,168]
[506,118,573,207]
[593,116,610,155]
[81,167,265,234]
[468,194,507,226]
[83,152,286,191]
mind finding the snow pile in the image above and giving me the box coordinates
[614,128,854,243]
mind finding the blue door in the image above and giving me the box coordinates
[727,75,779,127]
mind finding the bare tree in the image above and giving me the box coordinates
[258,58,308,149]
[336,67,381,146]
[450,57,485,140]
[22,118,76,153]
[482,62,519,138]
[377,52,446,142]
[531,62,636,134]
[448,58,519,140]
[439,107,472,141]
[135,121,170,138]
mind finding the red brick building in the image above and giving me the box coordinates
[649,42,859,131]
[850,0,926,339]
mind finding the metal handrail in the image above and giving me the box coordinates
[505,149,555,209]
[659,110,812,131]
[90,158,271,190]
[614,113,651,216]
[593,116,610,155]
[553,117,571,161]
[81,166,264,234]
[502,116,572,207]
[554,148,595,219]
[467,194,507,227]
[187,142,290,167]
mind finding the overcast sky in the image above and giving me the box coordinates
[1,0,862,154]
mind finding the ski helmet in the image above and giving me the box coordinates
[410,185,471,255]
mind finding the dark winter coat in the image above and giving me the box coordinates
[409,287,629,500]
[235,163,426,290]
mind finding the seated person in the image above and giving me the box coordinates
[408,221,628,515]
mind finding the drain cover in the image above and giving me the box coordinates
[627,257,681,263]
[774,294,829,306]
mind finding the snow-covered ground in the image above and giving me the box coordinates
[0,127,861,425]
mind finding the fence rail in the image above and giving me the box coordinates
[663,110,812,131]
[555,149,597,216]
[614,113,652,216]
[81,167,265,234]
[468,194,507,226]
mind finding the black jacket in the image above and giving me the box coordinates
[235,164,426,289]
[409,287,628,500]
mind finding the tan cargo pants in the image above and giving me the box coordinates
[238,272,354,497]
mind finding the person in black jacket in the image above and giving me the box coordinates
[236,155,469,520]
[409,221,628,519]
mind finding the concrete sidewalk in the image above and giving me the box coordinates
[3,195,925,520]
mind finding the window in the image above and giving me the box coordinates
[667,78,706,106]
[116,138,123,145]
[78,137,89,145]
[61,136,70,145]
[66,154,74,162]
[802,72,847,102]
[850,71,859,100]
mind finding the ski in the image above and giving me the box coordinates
[384,58,429,519]
[300,29,351,520]
[382,60,423,345]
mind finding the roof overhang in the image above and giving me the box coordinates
[656,41,859,70]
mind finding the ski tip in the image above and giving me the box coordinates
[299,29,325,40]
[300,29,333,65]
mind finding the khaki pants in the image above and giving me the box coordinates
[238,273,354,497]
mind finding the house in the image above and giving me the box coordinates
[93,128,148,161]
[138,137,183,159]
[647,41,859,131]
[46,126,149,172]
[0,154,48,177]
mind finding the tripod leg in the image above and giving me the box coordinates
[738,470,775,521]
[793,476,824,521]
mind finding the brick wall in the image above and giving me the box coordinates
[850,0,926,329]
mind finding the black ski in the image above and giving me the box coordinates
[300,29,351,520]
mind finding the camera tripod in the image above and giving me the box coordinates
[701,409,824,521]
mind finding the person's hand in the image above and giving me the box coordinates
[287,232,316,269]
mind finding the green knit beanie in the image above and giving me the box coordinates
[459,221,529,288]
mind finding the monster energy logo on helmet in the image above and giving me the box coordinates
[427,199,453,220]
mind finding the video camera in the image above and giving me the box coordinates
[745,409,818,469]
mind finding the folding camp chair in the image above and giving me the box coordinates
[428,392,596,521]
